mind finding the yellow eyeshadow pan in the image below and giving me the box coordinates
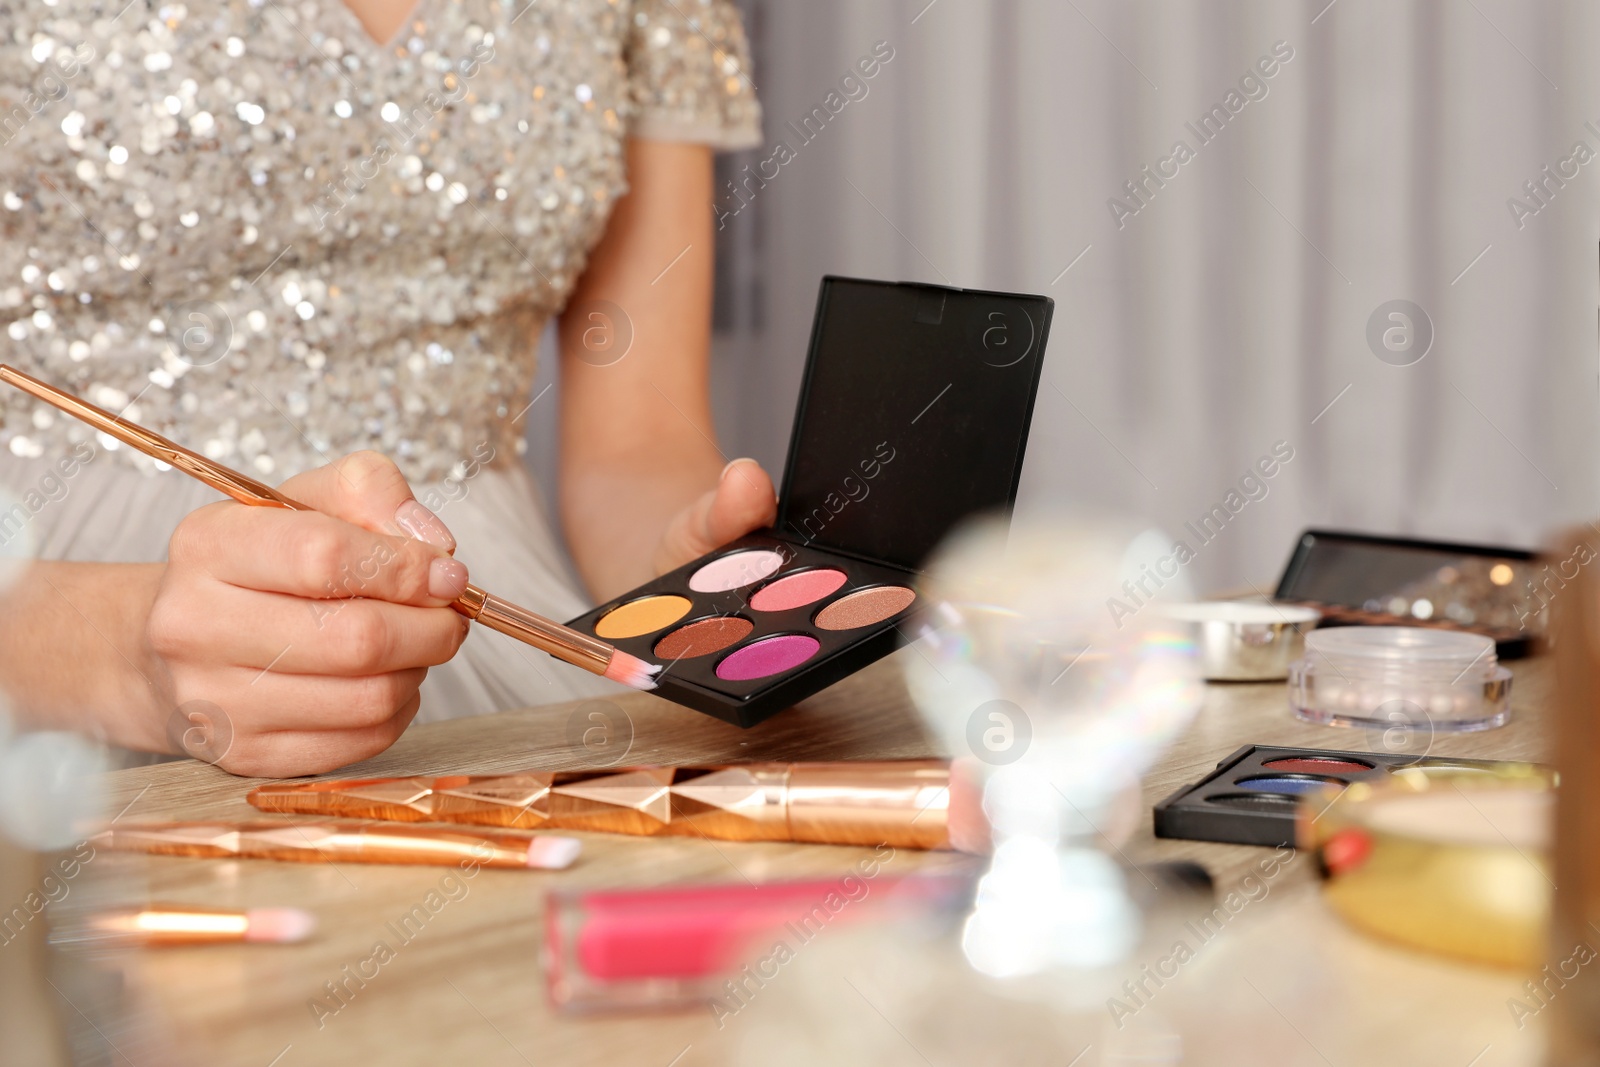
[594,595,692,639]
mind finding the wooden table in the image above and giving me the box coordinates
[76,646,1554,1066]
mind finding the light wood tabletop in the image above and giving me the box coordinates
[69,643,1554,1067]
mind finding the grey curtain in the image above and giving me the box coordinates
[691,0,1599,593]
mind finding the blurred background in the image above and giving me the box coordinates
[529,0,1600,597]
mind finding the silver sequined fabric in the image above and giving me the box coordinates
[0,0,760,483]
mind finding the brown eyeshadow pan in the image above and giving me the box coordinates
[814,585,917,631]
[653,616,754,660]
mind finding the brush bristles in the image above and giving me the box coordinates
[603,649,661,690]
[526,836,582,870]
[243,907,316,944]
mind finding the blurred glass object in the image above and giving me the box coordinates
[0,701,80,1066]
[0,730,107,851]
[906,513,1203,976]
[0,708,179,1065]
[0,831,73,1065]
[731,512,1204,1065]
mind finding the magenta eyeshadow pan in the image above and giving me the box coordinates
[715,635,822,681]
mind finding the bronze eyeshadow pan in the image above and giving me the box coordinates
[815,586,917,630]
[653,617,753,660]
[564,277,1053,728]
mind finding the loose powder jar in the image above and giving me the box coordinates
[1287,625,1512,732]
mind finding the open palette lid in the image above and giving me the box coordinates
[775,277,1053,571]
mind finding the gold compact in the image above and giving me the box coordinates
[1297,762,1554,968]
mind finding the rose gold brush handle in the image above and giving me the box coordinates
[0,364,298,508]
[89,820,571,869]
[249,761,961,850]
[49,905,318,947]
[454,586,613,675]
[0,364,632,682]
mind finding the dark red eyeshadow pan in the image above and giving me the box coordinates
[1261,757,1373,775]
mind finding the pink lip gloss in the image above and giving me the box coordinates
[544,872,967,1013]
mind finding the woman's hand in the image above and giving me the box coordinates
[145,452,469,777]
[650,457,777,577]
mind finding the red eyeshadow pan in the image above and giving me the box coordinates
[1261,757,1374,775]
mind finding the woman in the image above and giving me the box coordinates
[0,0,776,775]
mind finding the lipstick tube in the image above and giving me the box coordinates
[89,821,581,870]
[248,760,970,851]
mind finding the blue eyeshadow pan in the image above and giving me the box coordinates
[1235,775,1342,796]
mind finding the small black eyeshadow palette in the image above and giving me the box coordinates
[1153,744,1514,848]
[566,276,1053,727]
[569,533,918,727]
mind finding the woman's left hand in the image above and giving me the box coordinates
[555,139,780,600]
[651,457,777,577]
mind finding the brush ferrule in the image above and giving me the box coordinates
[786,761,952,849]
[453,584,489,621]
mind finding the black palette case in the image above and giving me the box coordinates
[1153,744,1512,848]
[565,276,1053,727]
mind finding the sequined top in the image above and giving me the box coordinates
[0,0,759,482]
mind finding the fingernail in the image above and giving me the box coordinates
[429,557,469,601]
[720,457,756,482]
[395,499,456,552]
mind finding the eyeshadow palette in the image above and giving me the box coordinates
[1272,528,1540,655]
[567,276,1053,726]
[1153,744,1517,847]
[577,534,918,720]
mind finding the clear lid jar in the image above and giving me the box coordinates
[1288,626,1512,732]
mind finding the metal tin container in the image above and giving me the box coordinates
[1165,601,1320,681]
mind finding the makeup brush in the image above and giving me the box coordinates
[50,904,317,947]
[0,365,659,690]
[247,759,992,853]
[89,819,583,869]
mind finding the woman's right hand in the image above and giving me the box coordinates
[145,452,470,777]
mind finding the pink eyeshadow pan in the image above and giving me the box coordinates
[715,635,821,682]
[749,569,847,612]
[688,549,784,593]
